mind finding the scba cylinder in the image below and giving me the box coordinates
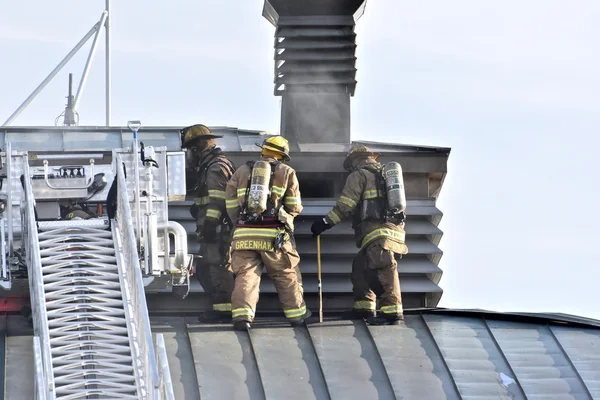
[247,161,272,214]
[383,162,406,214]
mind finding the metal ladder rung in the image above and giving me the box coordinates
[49,323,129,333]
[42,270,119,279]
[49,325,129,335]
[38,236,115,245]
[40,244,116,252]
[51,342,133,353]
[55,389,139,400]
[52,350,135,362]
[50,333,131,343]
[46,305,127,315]
[39,243,116,252]
[43,275,120,284]
[45,296,124,305]
[38,229,113,238]
[55,388,138,398]
[43,285,122,296]
[47,317,127,327]
[45,312,127,323]
[41,261,118,269]
[56,394,139,400]
[54,371,137,384]
[46,304,125,313]
[46,289,123,296]
[48,317,127,325]
[52,362,135,372]
[41,254,118,262]
[45,290,123,296]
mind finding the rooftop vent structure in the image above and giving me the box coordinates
[263,0,367,144]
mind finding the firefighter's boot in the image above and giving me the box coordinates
[198,310,232,324]
[341,309,376,320]
[366,313,403,326]
[289,309,312,327]
[234,320,251,331]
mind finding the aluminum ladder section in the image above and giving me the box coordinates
[20,153,174,399]
[36,220,139,399]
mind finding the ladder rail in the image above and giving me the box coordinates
[114,154,166,398]
[22,155,55,399]
[156,334,175,400]
[33,337,46,400]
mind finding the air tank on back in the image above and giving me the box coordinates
[247,160,272,215]
[382,162,406,215]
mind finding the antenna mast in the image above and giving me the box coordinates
[2,0,112,127]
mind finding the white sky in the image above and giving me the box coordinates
[1,1,599,320]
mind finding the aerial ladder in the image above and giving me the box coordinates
[0,122,188,399]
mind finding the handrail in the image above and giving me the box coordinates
[115,152,172,398]
[22,155,55,399]
[33,337,46,400]
[156,334,175,400]
[42,159,95,190]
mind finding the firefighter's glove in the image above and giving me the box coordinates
[202,219,219,243]
[311,217,331,238]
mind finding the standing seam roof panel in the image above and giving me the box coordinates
[550,326,600,398]
[487,320,592,400]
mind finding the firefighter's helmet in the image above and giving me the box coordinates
[180,124,223,148]
[257,136,291,161]
[343,144,380,170]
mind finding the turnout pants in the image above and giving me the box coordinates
[231,241,306,323]
[351,238,403,317]
[196,235,234,313]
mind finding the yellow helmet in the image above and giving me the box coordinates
[257,136,291,161]
[180,124,223,148]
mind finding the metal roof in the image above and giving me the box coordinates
[3,310,600,400]
[0,125,450,155]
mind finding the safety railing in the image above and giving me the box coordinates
[114,153,174,399]
[22,155,54,400]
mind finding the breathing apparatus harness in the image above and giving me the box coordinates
[238,159,289,250]
[357,163,406,225]
[188,147,236,230]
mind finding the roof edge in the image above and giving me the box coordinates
[409,307,600,329]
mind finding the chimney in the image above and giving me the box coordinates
[263,0,367,144]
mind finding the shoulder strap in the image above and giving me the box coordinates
[242,161,255,210]
[358,164,388,220]
[206,157,236,179]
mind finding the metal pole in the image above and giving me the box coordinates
[2,22,100,127]
[128,121,143,254]
[317,235,323,323]
[73,11,108,113]
[105,0,111,127]
[6,142,12,256]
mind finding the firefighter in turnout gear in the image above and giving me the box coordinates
[311,144,408,325]
[226,136,311,331]
[182,124,236,322]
